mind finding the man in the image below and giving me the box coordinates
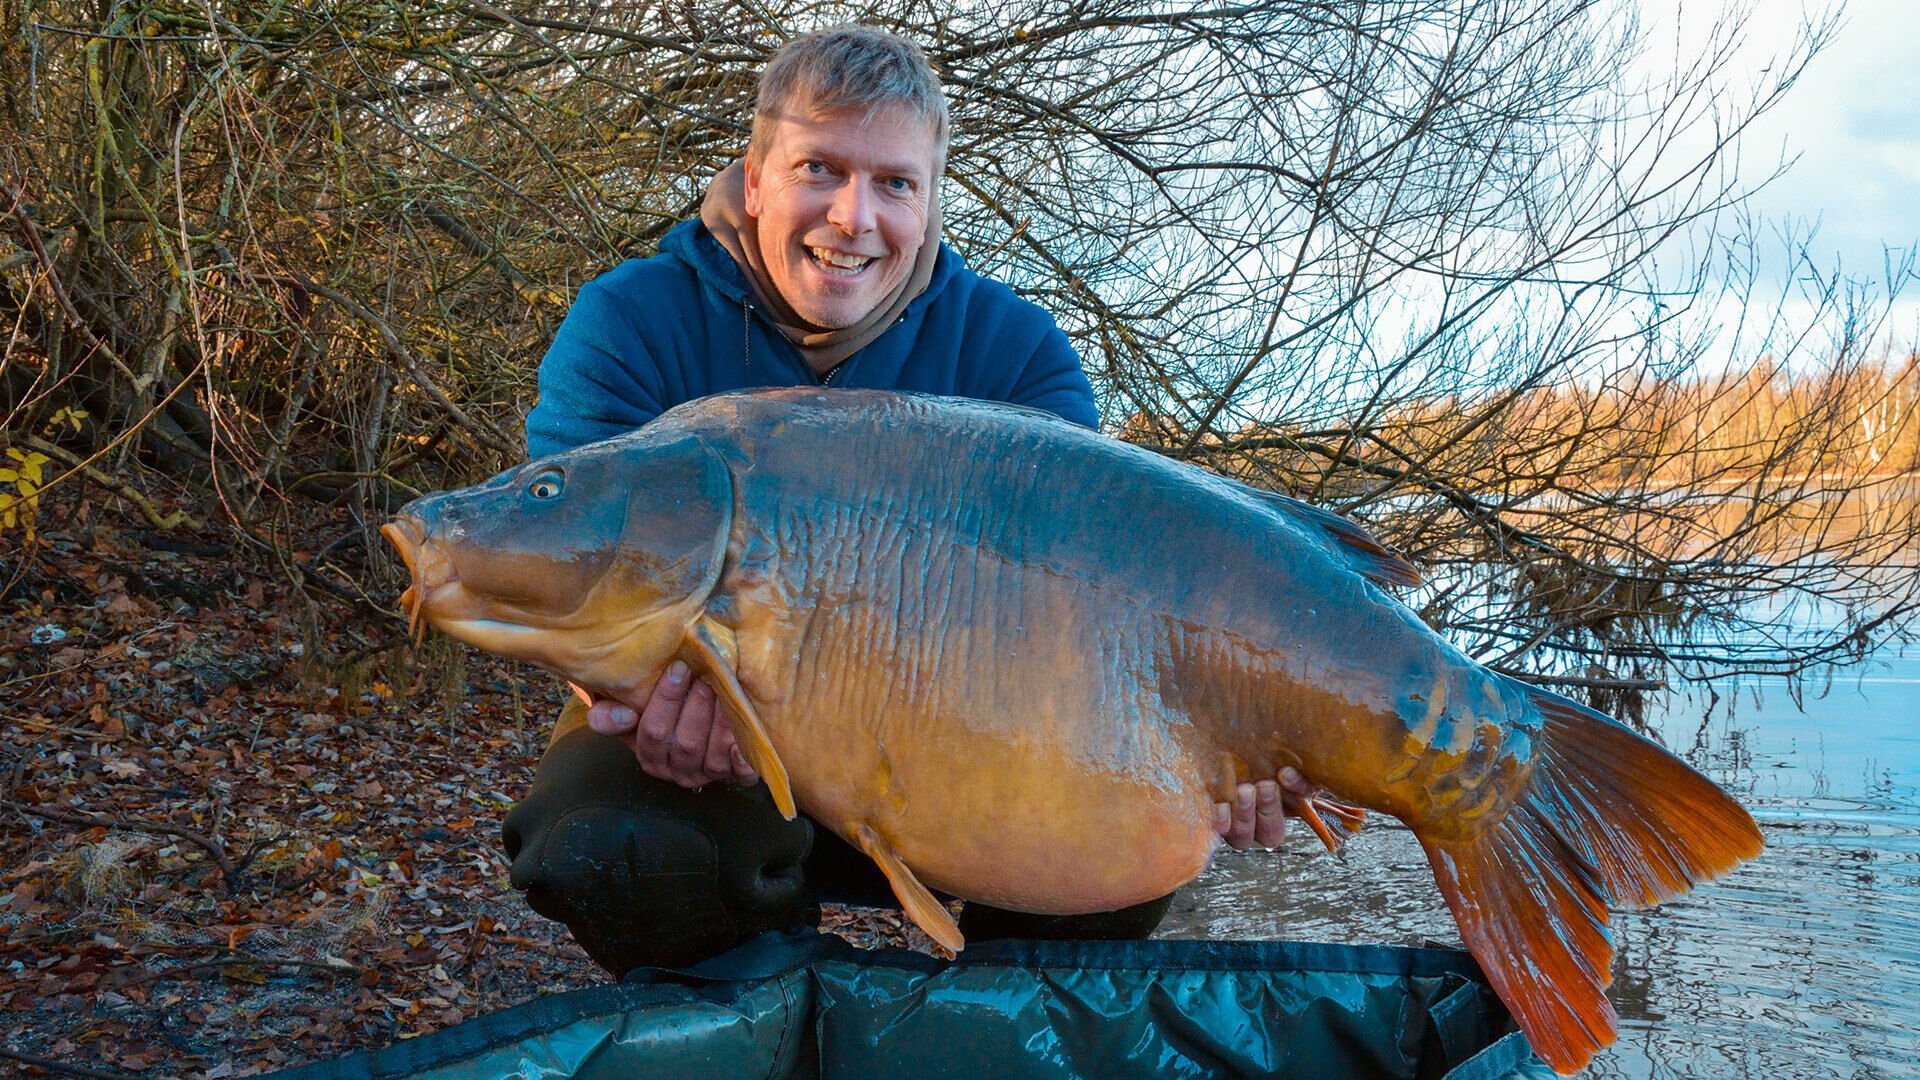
[504,24,1306,976]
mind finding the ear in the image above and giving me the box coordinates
[743,155,763,218]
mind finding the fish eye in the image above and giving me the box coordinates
[527,472,564,500]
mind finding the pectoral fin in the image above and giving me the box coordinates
[683,616,796,820]
[852,822,963,952]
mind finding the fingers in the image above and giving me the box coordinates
[662,680,718,787]
[699,694,759,784]
[620,660,750,790]
[701,705,736,780]
[1218,783,1257,851]
[1278,765,1313,799]
[632,661,691,778]
[585,698,639,737]
[711,723,760,784]
[1252,779,1287,848]
[682,685,757,785]
[1216,768,1307,852]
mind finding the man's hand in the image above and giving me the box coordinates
[584,660,760,789]
[1213,766,1315,851]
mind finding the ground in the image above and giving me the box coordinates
[0,491,931,1078]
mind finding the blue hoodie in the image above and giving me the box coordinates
[525,219,1098,458]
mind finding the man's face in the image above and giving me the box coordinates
[744,101,936,330]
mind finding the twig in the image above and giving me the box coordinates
[22,436,203,531]
[271,276,523,459]
[231,831,287,878]
[2,181,213,496]
[5,189,144,387]
[0,1047,141,1080]
[1,799,243,893]
[415,201,565,308]
[1490,668,1666,693]
[168,949,365,979]
[0,713,129,741]
[133,531,229,557]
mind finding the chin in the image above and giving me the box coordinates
[787,264,903,328]
[793,295,876,330]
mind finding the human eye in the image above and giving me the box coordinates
[884,175,913,194]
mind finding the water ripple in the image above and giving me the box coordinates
[1162,798,1920,1078]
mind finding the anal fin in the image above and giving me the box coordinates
[683,616,796,820]
[853,822,963,952]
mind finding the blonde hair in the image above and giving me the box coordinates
[749,24,949,163]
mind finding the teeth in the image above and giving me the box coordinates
[810,247,872,272]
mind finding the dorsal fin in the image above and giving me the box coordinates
[1223,479,1422,589]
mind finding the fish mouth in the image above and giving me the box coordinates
[382,516,452,644]
[380,514,603,653]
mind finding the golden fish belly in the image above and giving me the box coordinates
[776,702,1220,914]
[724,522,1225,915]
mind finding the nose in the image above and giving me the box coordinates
[826,178,875,236]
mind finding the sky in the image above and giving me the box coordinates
[1663,0,1920,346]
[1725,0,1917,268]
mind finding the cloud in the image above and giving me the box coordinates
[1732,0,1920,268]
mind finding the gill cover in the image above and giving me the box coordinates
[551,431,738,690]
[569,432,795,819]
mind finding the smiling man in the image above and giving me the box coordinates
[746,105,931,330]
[506,24,1306,976]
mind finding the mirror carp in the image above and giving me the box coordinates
[382,387,1762,1074]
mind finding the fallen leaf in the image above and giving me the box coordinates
[221,964,267,986]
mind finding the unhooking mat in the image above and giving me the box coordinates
[270,930,1552,1079]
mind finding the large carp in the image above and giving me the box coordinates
[382,387,1761,1074]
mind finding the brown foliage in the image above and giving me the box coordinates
[1191,354,1920,714]
[0,487,602,1075]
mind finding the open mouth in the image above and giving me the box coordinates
[382,517,446,643]
[382,517,581,645]
[808,246,875,276]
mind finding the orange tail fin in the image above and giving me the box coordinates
[1419,686,1763,1075]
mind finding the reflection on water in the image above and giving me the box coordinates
[1160,646,1920,1078]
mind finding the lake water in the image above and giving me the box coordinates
[1159,644,1920,1078]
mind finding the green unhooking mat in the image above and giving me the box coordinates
[271,931,1551,1079]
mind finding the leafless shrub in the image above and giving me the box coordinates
[2,0,1914,707]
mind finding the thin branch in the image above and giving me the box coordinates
[2,800,244,893]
